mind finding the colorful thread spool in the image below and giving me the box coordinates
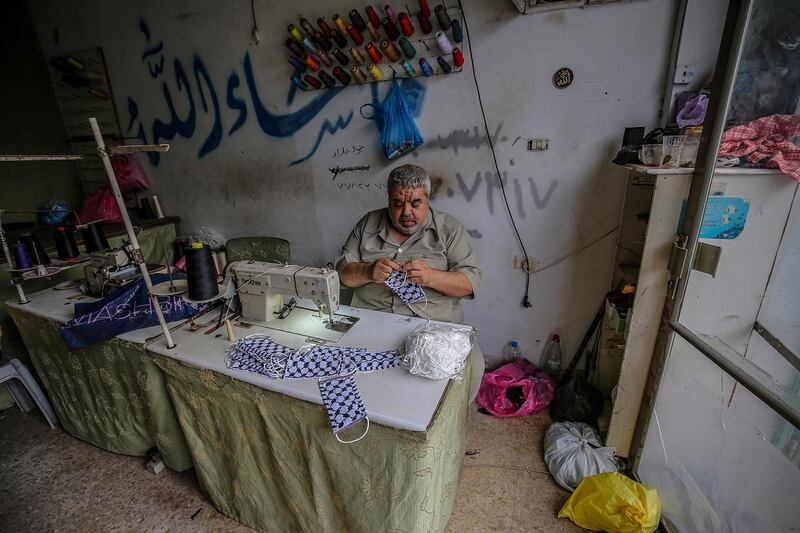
[398,13,414,36]
[53,226,79,260]
[434,4,451,30]
[332,14,348,36]
[417,11,433,34]
[366,21,379,40]
[314,31,332,51]
[330,29,347,48]
[382,17,400,40]
[349,9,367,32]
[436,31,453,54]
[347,24,364,45]
[453,47,465,67]
[351,66,368,83]
[299,17,315,37]
[398,37,416,58]
[419,57,434,76]
[380,39,401,62]
[419,0,431,17]
[304,74,323,89]
[317,17,333,38]
[367,63,384,80]
[436,56,452,73]
[333,66,352,85]
[318,70,337,87]
[316,49,333,67]
[20,234,51,266]
[302,36,319,55]
[332,48,350,66]
[291,75,309,91]
[365,5,382,28]
[384,4,398,25]
[400,60,415,76]
[350,47,366,64]
[12,243,32,269]
[451,20,463,43]
[288,56,307,72]
[365,42,383,62]
[288,24,304,43]
[304,54,321,71]
[285,38,306,58]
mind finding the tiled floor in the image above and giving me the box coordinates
[0,404,582,532]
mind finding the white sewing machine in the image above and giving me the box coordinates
[227,260,358,342]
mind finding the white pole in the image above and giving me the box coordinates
[88,117,176,348]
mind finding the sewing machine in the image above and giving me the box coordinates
[227,260,358,341]
[83,248,138,297]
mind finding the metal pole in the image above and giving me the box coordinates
[88,117,176,348]
[669,321,800,430]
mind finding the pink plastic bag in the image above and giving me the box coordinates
[78,186,122,224]
[109,145,150,192]
[476,359,556,417]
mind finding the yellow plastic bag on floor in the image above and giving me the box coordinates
[558,472,661,533]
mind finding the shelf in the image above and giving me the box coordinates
[623,164,786,176]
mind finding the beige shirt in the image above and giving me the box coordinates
[334,207,481,324]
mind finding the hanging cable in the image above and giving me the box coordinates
[457,0,532,308]
[250,0,262,44]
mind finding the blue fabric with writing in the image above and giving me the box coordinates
[59,274,204,349]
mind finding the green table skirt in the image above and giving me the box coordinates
[1,222,178,411]
[150,350,475,533]
[7,309,193,471]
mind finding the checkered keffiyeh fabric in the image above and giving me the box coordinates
[225,335,401,436]
[719,114,800,182]
[384,270,426,304]
[318,376,368,433]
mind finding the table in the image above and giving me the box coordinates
[0,220,178,410]
[7,288,480,533]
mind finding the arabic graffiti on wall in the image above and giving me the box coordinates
[128,19,352,166]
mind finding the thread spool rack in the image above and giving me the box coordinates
[285,2,464,90]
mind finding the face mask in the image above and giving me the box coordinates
[284,345,361,379]
[384,270,426,304]
[318,375,367,435]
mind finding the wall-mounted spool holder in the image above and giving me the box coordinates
[286,3,463,90]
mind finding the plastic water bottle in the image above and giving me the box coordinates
[544,335,562,378]
[504,340,522,363]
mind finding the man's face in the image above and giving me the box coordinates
[388,185,429,235]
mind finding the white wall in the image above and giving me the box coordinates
[27,0,678,360]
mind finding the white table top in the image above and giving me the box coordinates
[6,288,454,432]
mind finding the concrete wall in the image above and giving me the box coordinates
[26,0,679,360]
[0,2,82,225]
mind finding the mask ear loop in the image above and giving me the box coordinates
[335,417,370,444]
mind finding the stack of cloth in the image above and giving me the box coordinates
[226,335,400,439]
[719,114,800,182]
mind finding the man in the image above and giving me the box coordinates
[335,164,484,398]
[335,164,481,324]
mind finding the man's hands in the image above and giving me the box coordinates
[402,259,437,287]
[367,257,402,283]
[341,256,472,298]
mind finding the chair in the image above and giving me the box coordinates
[0,359,58,429]
[224,237,290,264]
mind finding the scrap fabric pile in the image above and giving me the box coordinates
[227,335,400,440]
[719,114,800,182]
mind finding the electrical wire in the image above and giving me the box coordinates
[457,0,532,308]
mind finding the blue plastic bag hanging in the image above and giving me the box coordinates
[361,77,424,160]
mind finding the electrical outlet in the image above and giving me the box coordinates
[673,63,696,85]
[513,255,539,271]
[527,138,549,151]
